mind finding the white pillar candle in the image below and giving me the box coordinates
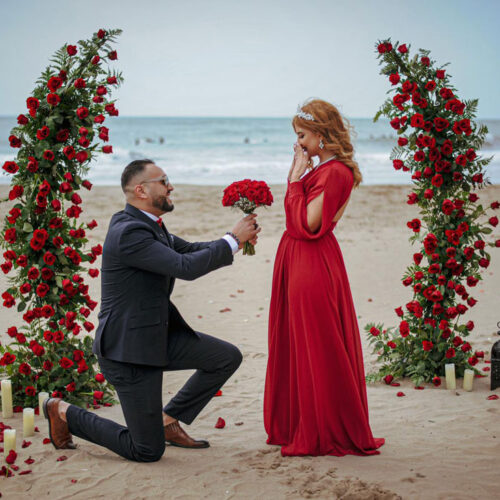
[3,429,16,457]
[38,392,49,416]
[1,379,13,418]
[463,369,474,392]
[23,408,35,437]
[445,363,456,390]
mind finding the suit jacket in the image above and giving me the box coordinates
[92,203,233,366]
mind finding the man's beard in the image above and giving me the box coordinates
[152,194,174,213]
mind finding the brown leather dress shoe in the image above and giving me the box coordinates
[164,421,210,449]
[43,398,77,450]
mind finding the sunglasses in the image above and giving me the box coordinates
[140,175,170,187]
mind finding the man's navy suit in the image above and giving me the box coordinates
[65,204,242,462]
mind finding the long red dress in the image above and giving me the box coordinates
[264,159,384,457]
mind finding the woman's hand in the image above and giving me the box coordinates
[289,143,310,182]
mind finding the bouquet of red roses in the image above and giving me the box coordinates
[222,179,273,255]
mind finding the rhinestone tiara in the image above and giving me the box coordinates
[295,106,315,121]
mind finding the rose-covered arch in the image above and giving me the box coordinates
[1,29,123,409]
[365,40,499,387]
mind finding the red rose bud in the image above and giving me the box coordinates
[108,50,118,60]
[389,73,400,85]
[76,106,89,120]
[67,44,77,55]
[94,391,104,400]
[76,151,89,163]
[47,93,60,106]
[89,269,99,278]
[432,376,441,386]
[95,373,105,383]
[421,56,430,66]
[107,76,118,84]
[489,216,498,227]
[97,29,106,39]
[94,114,105,124]
[102,145,113,154]
[424,189,433,199]
[398,44,408,53]
[214,417,225,429]
[369,326,380,336]
[91,55,100,65]
[395,306,403,317]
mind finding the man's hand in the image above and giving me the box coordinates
[232,213,261,247]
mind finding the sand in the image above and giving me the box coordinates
[0,184,499,499]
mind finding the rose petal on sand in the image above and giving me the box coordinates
[197,315,203,319]
[487,395,499,400]
[43,438,51,444]
[390,382,401,387]
[483,367,490,372]
[214,390,223,397]
[19,470,32,475]
[235,422,244,426]
[71,479,77,483]
[25,457,35,465]
[34,426,40,432]
[21,440,32,448]
[415,386,425,390]
[215,417,226,429]
[230,294,236,298]
[57,455,68,462]
[219,308,231,313]
[485,360,491,364]
[397,392,406,397]
[237,290,244,293]
[368,298,373,302]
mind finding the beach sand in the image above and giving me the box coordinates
[0,184,499,499]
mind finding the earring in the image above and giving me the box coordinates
[319,139,324,150]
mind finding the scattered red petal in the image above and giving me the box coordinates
[21,440,32,448]
[229,294,236,298]
[397,392,406,397]
[197,315,203,319]
[10,465,19,471]
[368,298,373,302]
[390,382,401,387]
[237,290,244,293]
[475,374,487,378]
[483,367,490,372]
[34,407,39,416]
[43,438,51,444]
[57,455,68,461]
[18,470,32,475]
[24,457,35,465]
[214,390,223,397]
[71,479,77,483]
[103,402,112,407]
[35,426,40,432]
[235,422,244,426]
[487,395,499,400]
[485,360,491,364]
[215,417,226,429]
[414,386,425,390]
[219,308,231,313]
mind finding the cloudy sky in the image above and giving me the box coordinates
[1,0,499,118]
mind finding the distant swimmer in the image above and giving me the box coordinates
[244,137,250,144]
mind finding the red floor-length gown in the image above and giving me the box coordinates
[264,159,384,457]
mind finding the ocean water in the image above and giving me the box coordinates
[1,116,499,186]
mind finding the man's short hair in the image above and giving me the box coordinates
[121,159,154,192]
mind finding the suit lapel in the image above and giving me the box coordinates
[124,204,171,247]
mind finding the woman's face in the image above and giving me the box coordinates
[294,125,321,157]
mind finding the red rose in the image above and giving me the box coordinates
[19,362,31,375]
[83,321,95,332]
[78,136,90,148]
[107,76,118,84]
[102,145,113,154]
[36,283,50,298]
[9,135,22,148]
[433,117,449,132]
[95,373,105,383]
[76,151,88,163]
[91,55,101,65]
[398,44,408,53]
[389,73,400,85]
[66,382,76,392]
[36,126,50,140]
[43,252,56,266]
[25,385,36,396]
[47,93,60,106]
[94,390,104,400]
[432,376,441,386]
[89,268,99,278]
[478,258,490,268]
[76,107,89,119]
[489,216,498,227]
[94,114,105,124]
[74,78,86,88]
[422,340,433,351]
[67,44,77,55]
[63,146,76,160]
[59,357,74,369]
[214,417,225,428]
[6,449,17,465]
[43,150,55,161]
[390,117,402,130]
[406,218,421,232]
[108,50,118,60]
[383,375,394,384]
[97,29,106,39]
[421,56,430,66]
[468,356,478,366]
[56,129,69,142]
[414,151,425,162]
[369,326,380,336]
[397,392,405,397]
[17,114,29,125]
[410,113,424,128]
[436,70,445,79]
[5,227,17,243]
[2,161,19,174]
[445,348,456,359]
[425,80,436,91]
[399,321,409,337]
[82,180,93,190]
[93,96,104,103]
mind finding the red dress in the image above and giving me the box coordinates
[264,159,384,457]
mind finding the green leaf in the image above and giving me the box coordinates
[22,222,34,233]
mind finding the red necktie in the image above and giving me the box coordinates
[156,217,162,227]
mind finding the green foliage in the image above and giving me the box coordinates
[365,40,499,386]
[0,29,123,408]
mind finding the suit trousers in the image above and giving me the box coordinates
[66,329,242,462]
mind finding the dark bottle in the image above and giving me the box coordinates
[491,321,500,391]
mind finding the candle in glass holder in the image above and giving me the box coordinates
[38,392,49,416]
[23,408,35,437]
[1,379,13,418]
[3,429,16,457]
[463,369,474,391]
[445,363,456,390]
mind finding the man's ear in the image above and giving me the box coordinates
[134,184,148,199]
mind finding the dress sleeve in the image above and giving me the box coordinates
[285,164,354,240]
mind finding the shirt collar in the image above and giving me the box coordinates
[139,209,160,222]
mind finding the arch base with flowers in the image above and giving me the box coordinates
[1,29,123,409]
[364,40,499,387]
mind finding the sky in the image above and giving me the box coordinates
[1,0,499,118]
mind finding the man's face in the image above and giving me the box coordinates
[140,164,175,213]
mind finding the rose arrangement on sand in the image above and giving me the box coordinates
[222,179,273,255]
[0,29,123,408]
[365,39,499,386]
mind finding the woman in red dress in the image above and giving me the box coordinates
[264,99,384,457]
